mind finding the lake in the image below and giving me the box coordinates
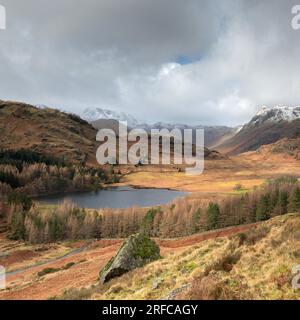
[37,186,187,209]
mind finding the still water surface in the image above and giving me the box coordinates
[37,186,187,209]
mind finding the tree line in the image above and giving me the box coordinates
[0,149,112,197]
[1,176,300,243]
[0,149,67,169]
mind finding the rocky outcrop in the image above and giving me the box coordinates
[99,233,161,283]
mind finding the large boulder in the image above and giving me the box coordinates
[99,233,161,283]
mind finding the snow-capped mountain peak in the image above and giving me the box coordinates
[250,105,300,125]
[81,107,142,128]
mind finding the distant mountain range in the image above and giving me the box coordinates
[81,107,235,147]
[0,100,227,164]
[81,105,300,154]
[1,101,299,160]
[214,105,300,155]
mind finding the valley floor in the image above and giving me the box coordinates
[1,153,300,300]
[118,154,300,195]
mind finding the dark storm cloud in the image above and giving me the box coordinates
[5,0,220,61]
[0,0,300,125]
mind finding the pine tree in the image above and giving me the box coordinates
[256,194,271,221]
[288,187,300,213]
[207,203,220,230]
[48,215,64,241]
[10,209,26,240]
[270,189,279,212]
[192,209,201,233]
[8,192,32,212]
[141,208,160,235]
[276,190,288,215]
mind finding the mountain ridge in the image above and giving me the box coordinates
[81,107,234,147]
[215,105,300,155]
[250,105,300,125]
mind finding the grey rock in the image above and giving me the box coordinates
[161,284,191,300]
[100,233,161,284]
[152,278,164,290]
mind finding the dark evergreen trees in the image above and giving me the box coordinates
[207,203,220,230]
[8,192,32,212]
[275,190,288,215]
[288,187,300,213]
[256,194,271,221]
[192,209,201,233]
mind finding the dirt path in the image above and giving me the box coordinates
[0,241,123,300]
[5,242,92,277]
[0,222,258,300]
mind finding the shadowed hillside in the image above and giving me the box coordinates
[217,120,300,155]
[215,106,300,155]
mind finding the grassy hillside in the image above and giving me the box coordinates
[0,100,225,168]
[0,100,98,165]
[254,137,300,160]
[60,213,300,300]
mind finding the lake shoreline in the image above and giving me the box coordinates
[34,186,188,210]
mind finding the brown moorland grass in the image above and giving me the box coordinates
[0,221,258,300]
[87,213,300,300]
[1,214,300,300]
[118,153,300,194]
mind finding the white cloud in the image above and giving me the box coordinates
[0,0,300,126]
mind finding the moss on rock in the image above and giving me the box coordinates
[99,233,160,283]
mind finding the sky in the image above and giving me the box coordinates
[0,0,300,126]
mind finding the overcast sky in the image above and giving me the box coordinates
[0,0,300,126]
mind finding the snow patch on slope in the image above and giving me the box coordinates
[81,107,142,128]
[251,105,300,125]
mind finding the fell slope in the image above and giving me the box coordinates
[0,100,98,165]
[217,120,300,155]
[0,100,225,167]
[216,106,300,155]
[252,137,300,160]
[69,213,300,300]
[1,214,299,300]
